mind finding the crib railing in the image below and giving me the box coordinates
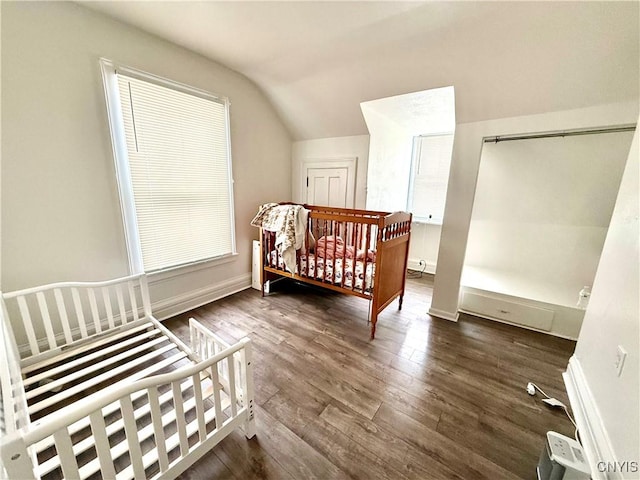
[0,323,255,480]
[2,274,150,363]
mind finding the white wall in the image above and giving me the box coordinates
[1,3,291,319]
[567,120,638,477]
[464,131,632,305]
[407,223,440,274]
[429,101,639,321]
[292,135,369,209]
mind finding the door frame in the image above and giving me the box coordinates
[300,157,357,208]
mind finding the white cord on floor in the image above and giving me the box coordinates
[528,382,579,439]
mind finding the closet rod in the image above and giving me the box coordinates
[484,125,636,143]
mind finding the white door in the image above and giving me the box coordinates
[306,167,349,207]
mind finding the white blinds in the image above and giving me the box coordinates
[409,134,454,223]
[116,73,234,272]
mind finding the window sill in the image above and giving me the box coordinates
[147,253,238,285]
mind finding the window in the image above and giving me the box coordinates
[101,60,235,273]
[407,133,454,224]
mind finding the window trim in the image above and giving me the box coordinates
[406,132,454,225]
[100,58,237,274]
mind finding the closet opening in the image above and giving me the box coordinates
[460,125,635,338]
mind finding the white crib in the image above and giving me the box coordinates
[0,274,255,480]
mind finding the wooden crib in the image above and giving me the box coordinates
[259,204,412,339]
[0,274,255,480]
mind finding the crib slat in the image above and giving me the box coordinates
[17,296,40,355]
[23,328,160,387]
[340,221,347,288]
[26,335,167,400]
[37,378,198,477]
[192,374,207,442]
[210,364,224,429]
[36,292,58,350]
[128,281,139,322]
[71,287,88,339]
[120,395,145,480]
[89,410,117,480]
[53,428,80,479]
[29,343,177,414]
[54,289,74,345]
[352,223,360,292]
[23,321,153,375]
[172,381,189,456]
[116,284,127,325]
[88,288,101,334]
[228,356,238,417]
[102,286,115,329]
[364,224,371,293]
[148,386,169,473]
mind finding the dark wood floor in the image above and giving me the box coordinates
[164,274,576,480]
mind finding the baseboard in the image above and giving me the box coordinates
[427,307,459,322]
[152,273,252,321]
[407,258,436,275]
[563,356,619,480]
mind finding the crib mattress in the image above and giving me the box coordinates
[268,250,374,291]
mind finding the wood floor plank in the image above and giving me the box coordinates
[319,401,465,480]
[253,405,349,480]
[374,402,522,480]
[301,416,410,480]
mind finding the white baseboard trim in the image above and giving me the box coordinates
[153,273,252,321]
[407,258,436,275]
[563,355,619,480]
[427,307,459,322]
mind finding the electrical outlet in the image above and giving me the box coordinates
[615,345,627,377]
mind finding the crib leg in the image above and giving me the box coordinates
[370,311,378,340]
[1,436,37,480]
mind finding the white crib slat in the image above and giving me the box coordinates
[192,374,207,442]
[36,292,57,350]
[227,356,238,417]
[54,289,73,344]
[53,428,80,479]
[34,351,189,455]
[120,396,145,480]
[26,336,167,400]
[128,281,139,322]
[23,321,153,375]
[116,284,127,325]
[37,378,199,477]
[172,381,189,456]
[17,296,40,355]
[24,327,160,387]
[210,365,223,429]
[71,287,88,339]
[102,286,115,329]
[29,343,178,414]
[89,410,117,480]
[148,386,169,473]
[88,288,101,334]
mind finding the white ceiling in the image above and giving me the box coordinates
[81,1,639,141]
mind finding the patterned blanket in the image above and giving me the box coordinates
[250,203,309,272]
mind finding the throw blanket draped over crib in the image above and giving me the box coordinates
[251,203,310,272]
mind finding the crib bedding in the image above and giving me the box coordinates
[268,250,374,291]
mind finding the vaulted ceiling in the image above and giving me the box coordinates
[82,1,639,141]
